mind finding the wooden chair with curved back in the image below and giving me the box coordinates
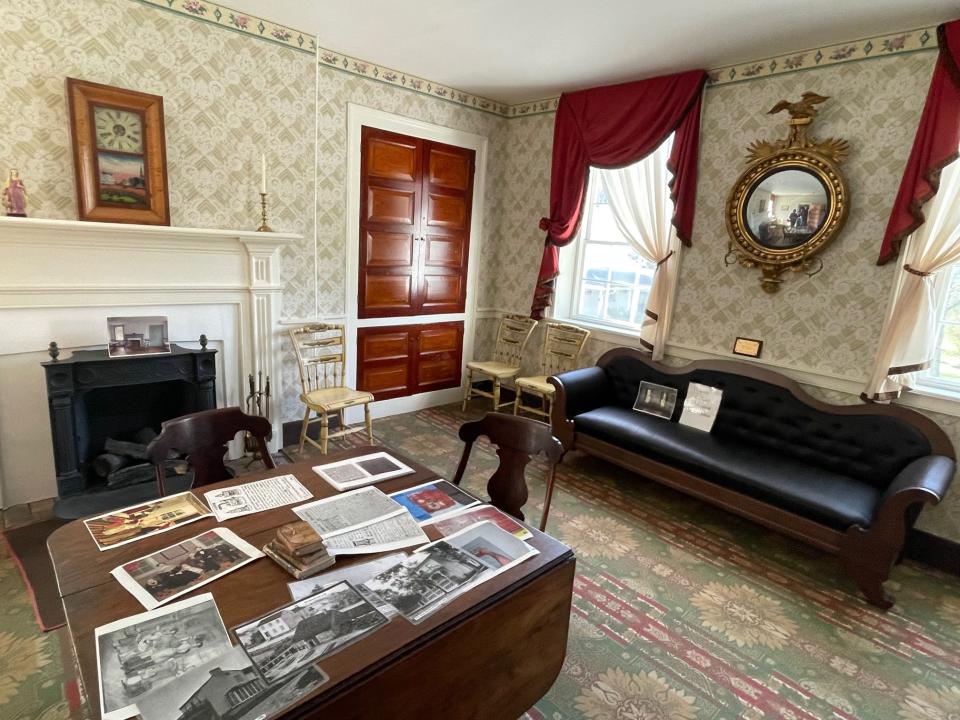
[514,321,590,419]
[452,413,564,531]
[147,407,275,496]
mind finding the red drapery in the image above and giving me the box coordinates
[878,21,960,265]
[531,69,707,318]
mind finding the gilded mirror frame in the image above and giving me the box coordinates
[725,93,850,293]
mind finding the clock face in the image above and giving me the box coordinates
[93,106,143,153]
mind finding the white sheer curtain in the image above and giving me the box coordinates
[865,155,960,400]
[595,135,679,361]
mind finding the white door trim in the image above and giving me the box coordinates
[344,103,488,420]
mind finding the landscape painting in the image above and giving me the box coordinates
[97,151,148,206]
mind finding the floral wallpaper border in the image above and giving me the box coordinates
[135,0,317,53]
[706,25,939,86]
[133,0,938,114]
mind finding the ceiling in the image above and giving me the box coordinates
[227,0,958,103]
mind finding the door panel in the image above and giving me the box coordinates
[359,127,423,318]
[428,148,471,190]
[365,231,414,267]
[357,322,463,400]
[368,137,418,181]
[367,187,416,225]
[364,276,414,314]
[423,235,464,268]
[425,193,467,229]
[420,275,463,311]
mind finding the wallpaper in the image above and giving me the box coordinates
[0,0,317,321]
[670,52,935,380]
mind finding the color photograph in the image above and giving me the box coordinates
[111,528,264,610]
[427,504,533,540]
[233,581,387,684]
[95,593,231,720]
[107,316,171,357]
[388,479,480,524]
[83,491,212,551]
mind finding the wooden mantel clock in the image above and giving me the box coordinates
[66,78,170,225]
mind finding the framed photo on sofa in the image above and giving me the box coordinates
[633,381,677,419]
[66,78,170,225]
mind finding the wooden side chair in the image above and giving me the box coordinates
[514,322,590,420]
[452,413,564,531]
[147,406,275,495]
[462,314,538,411]
[290,324,373,455]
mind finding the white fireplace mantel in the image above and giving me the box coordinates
[0,216,300,507]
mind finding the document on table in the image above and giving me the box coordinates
[293,486,405,538]
[203,474,313,522]
[322,512,428,555]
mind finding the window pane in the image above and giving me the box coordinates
[587,203,626,242]
[943,266,960,324]
[606,287,633,322]
[937,323,960,381]
[578,283,604,319]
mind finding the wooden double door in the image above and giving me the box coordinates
[359,127,474,318]
[357,127,475,400]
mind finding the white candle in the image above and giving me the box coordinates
[260,153,267,194]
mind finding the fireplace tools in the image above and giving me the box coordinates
[244,371,271,465]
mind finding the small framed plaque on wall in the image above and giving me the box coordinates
[732,337,763,358]
[66,78,170,225]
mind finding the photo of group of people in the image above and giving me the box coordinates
[111,528,264,610]
[84,492,211,551]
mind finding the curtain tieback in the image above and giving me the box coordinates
[903,263,933,277]
[656,250,675,268]
[538,217,551,231]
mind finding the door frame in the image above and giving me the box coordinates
[345,103,488,420]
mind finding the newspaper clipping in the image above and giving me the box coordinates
[203,474,312,522]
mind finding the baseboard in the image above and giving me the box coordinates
[905,529,960,576]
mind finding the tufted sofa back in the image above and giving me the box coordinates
[601,354,932,489]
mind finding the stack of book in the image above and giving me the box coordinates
[263,521,335,579]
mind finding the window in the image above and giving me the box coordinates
[561,179,656,331]
[920,264,960,393]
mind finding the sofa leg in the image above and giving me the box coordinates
[845,563,894,610]
[840,526,898,610]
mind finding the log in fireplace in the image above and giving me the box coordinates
[42,342,217,498]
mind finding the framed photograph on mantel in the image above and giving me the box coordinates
[66,78,170,225]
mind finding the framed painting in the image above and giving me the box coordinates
[66,78,170,225]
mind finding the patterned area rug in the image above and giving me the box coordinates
[321,403,960,720]
[2,402,959,719]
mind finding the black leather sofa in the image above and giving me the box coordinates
[549,347,956,608]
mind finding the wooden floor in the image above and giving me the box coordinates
[1,497,57,531]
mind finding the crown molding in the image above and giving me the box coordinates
[130,1,938,117]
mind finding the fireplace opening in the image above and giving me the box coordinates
[77,379,199,489]
[43,344,217,498]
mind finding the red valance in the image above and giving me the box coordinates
[531,69,707,318]
[878,21,960,265]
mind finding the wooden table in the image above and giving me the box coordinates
[48,445,575,719]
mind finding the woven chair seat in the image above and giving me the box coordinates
[303,387,374,411]
[515,375,554,394]
[466,360,521,378]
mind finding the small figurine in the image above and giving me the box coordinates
[3,168,27,217]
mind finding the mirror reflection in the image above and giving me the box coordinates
[743,168,830,249]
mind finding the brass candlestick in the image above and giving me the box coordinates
[257,192,273,232]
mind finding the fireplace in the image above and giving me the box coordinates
[43,344,217,496]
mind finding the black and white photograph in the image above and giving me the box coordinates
[632,380,678,419]
[111,528,264,610]
[233,581,388,684]
[107,315,171,357]
[361,541,486,620]
[312,451,415,491]
[95,593,231,720]
[134,646,329,720]
[292,486,405,538]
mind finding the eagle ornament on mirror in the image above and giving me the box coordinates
[725,92,850,293]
